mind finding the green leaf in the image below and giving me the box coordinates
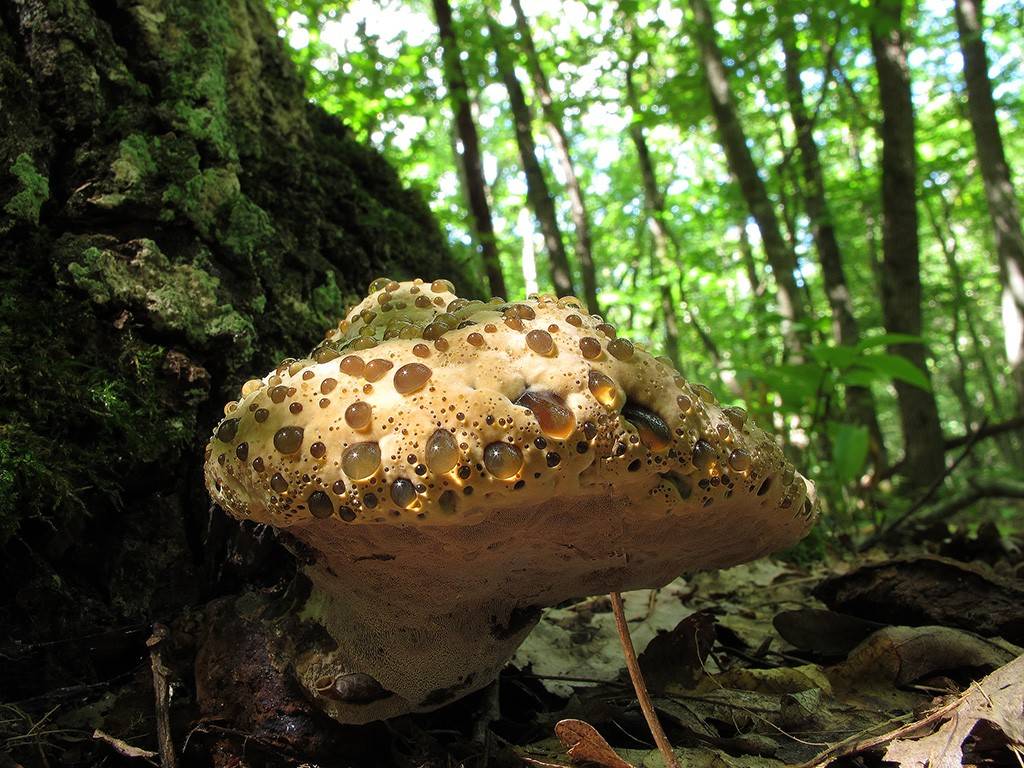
[855,333,925,352]
[854,353,932,391]
[828,421,870,484]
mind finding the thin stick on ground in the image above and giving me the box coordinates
[147,623,178,768]
[609,592,680,768]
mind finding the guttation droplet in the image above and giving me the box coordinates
[394,363,432,394]
[390,478,417,508]
[515,391,575,439]
[579,337,601,359]
[692,438,717,471]
[308,490,334,519]
[607,338,634,361]
[273,426,304,454]
[483,442,524,479]
[345,401,372,430]
[270,473,288,493]
[342,441,382,480]
[728,448,751,472]
[587,370,618,407]
[364,358,393,382]
[217,418,239,443]
[525,329,554,356]
[425,429,460,474]
[723,406,747,429]
[621,403,671,451]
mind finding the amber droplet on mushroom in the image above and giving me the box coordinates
[587,370,619,407]
[394,363,432,394]
[425,429,460,474]
[216,418,239,443]
[483,442,524,479]
[525,329,555,356]
[342,442,381,480]
[390,478,417,508]
[273,426,304,454]
[345,401,372,431]
[692,438,717,471]
[515,391,576,440]
[308,491,334,519]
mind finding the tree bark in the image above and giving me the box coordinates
[0,0,465,761]
[779,11,888,470]
[688,0,810,358]
[953,0,1024,408]
[510,0,600,314]
[869,0,947,487]
[488,16,575,299]
[431,0,507,298]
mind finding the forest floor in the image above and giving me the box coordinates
[2,516,1022,768]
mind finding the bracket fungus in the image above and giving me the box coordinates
[204,277,817,727]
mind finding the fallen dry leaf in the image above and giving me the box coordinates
[883,654,1024,767]
[555,719,635,768]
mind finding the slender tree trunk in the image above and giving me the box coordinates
[688,0,810,358]
[780,12,888,470]
[870,0,947,487]
[509,0,600,314]
[488,17,574,298]
[954,0,1024,407]
[432,0,506,298]
[623,56,730,384]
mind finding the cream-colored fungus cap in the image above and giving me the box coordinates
[204,277,817,723]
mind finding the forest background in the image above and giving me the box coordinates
[273,0,1024,530]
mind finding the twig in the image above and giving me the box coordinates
[608,592,680,768]
[92,729,158,763]
[792,691,967,768]
[147,624,178,768]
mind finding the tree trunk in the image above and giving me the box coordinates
[510,0,600,314]
[432,0,506,298]
[954,0,1024,408]
[870,0,947,487]
[780,12,888,470]
[688,0,810,358]
[488,16,575,298]
[623,56,728,382]
[0,0,465,762]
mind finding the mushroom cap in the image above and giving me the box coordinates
[203,277,817,721]
[206,277,815,540]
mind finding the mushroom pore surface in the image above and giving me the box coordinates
[204,277,817,723]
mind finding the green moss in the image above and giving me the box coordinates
[111,134,159,187]
[4,153,49,225]
[67,241,255,362]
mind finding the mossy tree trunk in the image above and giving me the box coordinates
[0,0,468,760]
